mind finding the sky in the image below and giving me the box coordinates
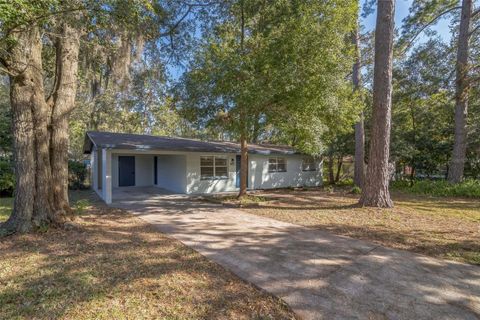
[169,0,453,81]
[361,0,452,41]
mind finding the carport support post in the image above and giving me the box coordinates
[92,148,98,191]
[102,148,112,204]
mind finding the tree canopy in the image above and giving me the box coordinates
[179,0,360,155]
[0,0,480,232]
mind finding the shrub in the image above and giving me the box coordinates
[391,179,480,198]
[68,160,88,190]
[73,199,90,215]
[324,185,334,193]
[335,179,354,187]
[0,159,14,197]
[0,160,89,193]
[350,186,361,194]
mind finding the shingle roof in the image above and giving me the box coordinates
[83,131,300,155]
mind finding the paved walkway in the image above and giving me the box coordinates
[112,189,480,320]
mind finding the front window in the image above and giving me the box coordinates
[302,157,316,171]
[268,157,287,173]
[201,156,228,179]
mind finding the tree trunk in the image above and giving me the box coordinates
[353,18,365,189]
[251,112,261,143]
[354,114,365,187]
[238,133,248,197]
[50,22,81,218]
[237,0,248,198]
[328,154,335,185]
[359,0,395,208]
[1,20,82,235]
[1,27,43,234]
[30,29,54,225]
[409,166,415,186]
[409,104,417,186]
[448,0,472,183]
[335,156,343,183]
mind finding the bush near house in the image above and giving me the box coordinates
[1,160,89,196]
[0,197,12,222]
[391,179,480,198]
[68,160,89,190]
[0,159,14,197]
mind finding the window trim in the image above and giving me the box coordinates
[302,157,317,172]
[268,157,287,173]
[200,155,229,180]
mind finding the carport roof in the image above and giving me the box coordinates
[84,131,300,155]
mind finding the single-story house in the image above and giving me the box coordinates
[83,131,323,204]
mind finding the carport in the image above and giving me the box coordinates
[91,151,187,204]
[111,186,188,203]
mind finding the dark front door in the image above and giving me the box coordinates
[119,156,135,186]
[236,155,248,188]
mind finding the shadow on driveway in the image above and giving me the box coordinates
[113,194,480,320]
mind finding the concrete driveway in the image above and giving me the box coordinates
[112,189,480,320]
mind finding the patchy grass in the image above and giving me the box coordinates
[203,194,267,207]
[227,188,480,265]
[391,179,480,198]
[0,197,12,223]
[0,191,295,320]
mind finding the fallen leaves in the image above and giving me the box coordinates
[236,188,480,265]
[0,191,295,320]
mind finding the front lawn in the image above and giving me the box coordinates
[224,188,480,265]
[0,191,295,319]
[0,197,12,223]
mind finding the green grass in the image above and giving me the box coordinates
[391,179,480,198]
[0,197,12,222]
[0,191,96,223]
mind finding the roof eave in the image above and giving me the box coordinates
[83,132,96,154]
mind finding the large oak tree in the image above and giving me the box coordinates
[0,0,201,234]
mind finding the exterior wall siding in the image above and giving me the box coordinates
[186,153,238,194]
[112,154,154,188]
[156,155,187,193]
[185,153,323,194]
[101,149,323,199]
[248,155,323,190]
[97,148,103,190]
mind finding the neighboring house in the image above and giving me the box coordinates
[83,131,323,204]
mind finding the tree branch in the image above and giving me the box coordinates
[184,1,220,7]
[0,55,9,69]
[160,1,220,38]
[400,6,462,54]
[469,24,480,37]
[159,5,193,37]
[6,7,88,33]
[472,7,480,18]
[0,65,15,76]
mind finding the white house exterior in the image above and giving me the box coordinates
[84,131,323,204]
